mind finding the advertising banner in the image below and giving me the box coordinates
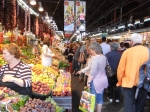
[76,1,86,31]
[64,1,75,32]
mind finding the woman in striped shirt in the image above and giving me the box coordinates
[0,43,32,97]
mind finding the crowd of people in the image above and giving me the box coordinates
[63,33,150,112]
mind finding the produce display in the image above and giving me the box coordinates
[58,61,69,70]
[0,38,72,111]
[53,70,71,97]
[0,0,73,110]
[0,86,64,112]
[0,55,7,68]
[0,87,28,111]
[20,98,56,112]
[32,81,52,95]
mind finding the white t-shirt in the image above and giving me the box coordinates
[100,42,111,55]
[42,45,52,67]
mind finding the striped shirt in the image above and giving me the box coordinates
[0,61,31,87]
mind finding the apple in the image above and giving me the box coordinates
[4,90,9,93]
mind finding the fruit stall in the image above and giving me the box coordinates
[0,42,72,111]
[0,0,72,111]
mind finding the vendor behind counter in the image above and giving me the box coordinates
[0,43,32,97]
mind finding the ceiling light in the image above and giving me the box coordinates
[47,19,50,23]
[30,0,36,5]
[45,12,49,19]
[38,2,43,12]
[18,0,39,16]
[38,7,43,12]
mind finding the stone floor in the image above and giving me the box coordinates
[71,74,150,112]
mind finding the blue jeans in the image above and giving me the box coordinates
[121,86,147,112]
[90,81,104,104]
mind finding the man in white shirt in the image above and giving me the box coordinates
[100,37,111,55]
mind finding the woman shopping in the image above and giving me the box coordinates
[76,43,91,89]
[87,42,108,112]
[0,43,32,97]
[42,38,55,67]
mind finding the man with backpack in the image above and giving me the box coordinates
[117,33,150,112]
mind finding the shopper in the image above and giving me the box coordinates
[90,37,97,43]
[0,43,32,97]
[107,39,112,45]
[76,43,92,89]
[106,42,121,102]
[42,38,55,67]
[119,42,125,51]
[79,38,90,81]
[73,42,81,75]
[87,42,108,112]
[117,33,149,112]
[100,37,111,55]
[124,43,130,49]
[67,43,75,73]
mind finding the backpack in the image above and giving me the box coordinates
[136,48,150,99]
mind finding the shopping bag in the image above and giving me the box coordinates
[79,91,95,112]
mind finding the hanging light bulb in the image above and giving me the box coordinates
[45,12,49,19]
[38,2,43,12]
[30,0,36,5]
[47,19,50,23]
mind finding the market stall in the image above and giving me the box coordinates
[0,0,73,111]
[0,43,72,111]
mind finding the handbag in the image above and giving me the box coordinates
[79,91,95,112]
[105,59,114,77]
[78,51,86,64]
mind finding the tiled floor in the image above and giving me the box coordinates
[71,74,150,112]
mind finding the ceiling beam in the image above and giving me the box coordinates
[87,0,123,31]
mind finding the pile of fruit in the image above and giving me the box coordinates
[0,86,64,112]
[0,87,18,97]
[53,71,71,97]
[32,81,51,95]
[52,59,59,66]
[20,98,56,112]
[0,55,7,67]
[32,64,59,77]
[31,64,61,96]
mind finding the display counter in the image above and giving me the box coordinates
[52,96,72,110]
